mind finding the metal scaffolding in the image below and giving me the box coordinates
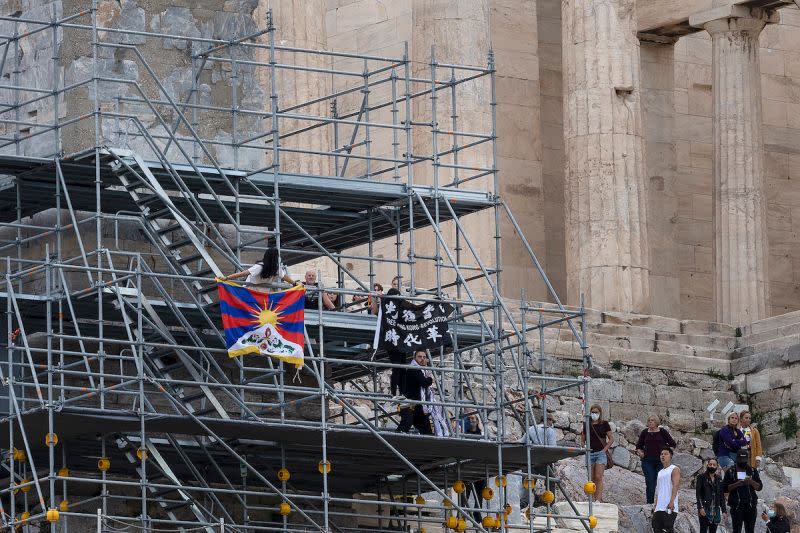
[0,4,594,533]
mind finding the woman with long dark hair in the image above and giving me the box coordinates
[221,248,295,288]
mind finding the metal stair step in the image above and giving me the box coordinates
[180,392,207,403]
[136,195,161,209]
[163,501,192,513]
[157,222,182,235]
[146,207,173,220]
[156,361,185,374]
[178,252,203,265]
[167,237,194,250]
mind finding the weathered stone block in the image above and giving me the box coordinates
[672,452,703,478]
[623,382,655,406]
[764,432,798,455]
[590,378,623,403]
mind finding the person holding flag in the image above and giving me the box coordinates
[221,248,296,289]
[217,276,306,368]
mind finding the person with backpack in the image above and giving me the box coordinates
[717,412,749,469]
[696,457,726,533]
[723,449,762,533]
[635,414,677,504]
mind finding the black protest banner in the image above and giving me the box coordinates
[374,298,454,353]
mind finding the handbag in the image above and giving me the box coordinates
[592,424,614,470]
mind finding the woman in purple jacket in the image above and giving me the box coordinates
[716,412,748,469]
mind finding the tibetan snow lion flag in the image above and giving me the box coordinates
[217,280,305,367]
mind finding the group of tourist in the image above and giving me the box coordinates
[579,406,787,533]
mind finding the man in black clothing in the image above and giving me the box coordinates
[723,449,762,533]
[385,286,406,398]
[396,350,432,434]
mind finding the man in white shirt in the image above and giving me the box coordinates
[521,413,557,446]
[520,413,557,510]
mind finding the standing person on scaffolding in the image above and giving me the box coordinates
[397,350,433,435]
[462,413,485,522]
[386,277,406,402]
[580,404,613,503]
[520,412,557,510]
[220,247,295,288]
[303,269,336,310]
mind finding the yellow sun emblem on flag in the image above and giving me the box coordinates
[254,300,283,327]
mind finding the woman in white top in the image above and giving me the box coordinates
[652,447,682,533]
[221,248,295,288]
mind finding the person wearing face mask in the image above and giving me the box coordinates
[762,502,790,533]
[722,449,762,533]
[579,404,613,503]
[695,458,726,533]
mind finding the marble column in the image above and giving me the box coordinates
[691,6,773,325]
[256,0,331,176]
[562,0,651,313]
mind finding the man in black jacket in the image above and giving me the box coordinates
[696,457,727,533]
[723,449,762,533]
[396,350,433,435]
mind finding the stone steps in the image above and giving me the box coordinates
[544,329,729,361]
[734,332,800,358]
[737,321,800,350]
[532,338,732,374]
[741,308,800,336]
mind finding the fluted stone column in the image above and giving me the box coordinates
[256,0,331,176]
[562,0,650,313]
[690,6,774,325]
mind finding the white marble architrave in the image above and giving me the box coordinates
[561,0,651,313]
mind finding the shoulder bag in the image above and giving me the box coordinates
[592,423,614,470]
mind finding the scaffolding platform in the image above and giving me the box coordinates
[0,151,493,266]
[0,407,583,496]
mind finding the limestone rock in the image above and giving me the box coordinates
[621,419,646,445]
[612,445,632,470]
[590,378,623,403]
[672,452,703,480]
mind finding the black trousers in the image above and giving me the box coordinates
[397,406,432,434]
[388,350,406,396]
[731,507,757,533]
[464,479,485,522]
[699,515,719,533]
[652,511,677,533]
